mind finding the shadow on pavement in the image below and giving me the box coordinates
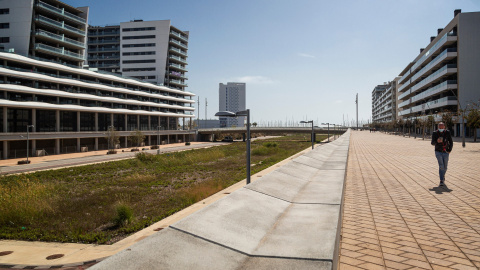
[429,185,453,194]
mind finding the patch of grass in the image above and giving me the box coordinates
[0,135,324,244]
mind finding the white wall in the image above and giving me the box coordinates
[0,0,33,56]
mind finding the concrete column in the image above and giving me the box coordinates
[124,136,128,148]
[183,134,185,143]
[56,110,60,132]
[148,116,151,131]
[55,138,60,155]
[3,107,7,133]
[31,139,36,156]
[148,135,151,146]
[111,113,114,127]
[158,116,161,128]
[167,117,170,130]
[77,112,81,132]
[137,115,140,130]
[183,117,185,130]
[95,112,98,131]
[3,140,8,159]
[125,114,128,131]
[31,109,36,131]
[94,137,98,151]
[167,134,170,144]
[77,138,81,152]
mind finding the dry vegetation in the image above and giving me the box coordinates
[0,134,326,244]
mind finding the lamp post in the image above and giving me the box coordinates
[321,123,330,142]
[107,125,113,152]
[157,125,162,154]
[215,109,251,184]
[300,120,314,149]
[26,125,34,163]
[332,124,337,140]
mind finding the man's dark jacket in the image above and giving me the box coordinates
[431,129,453,153]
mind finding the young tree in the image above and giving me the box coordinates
[466,107,480,142]
[128,129,145,149]
[441,111,455,132]
[417,118,426,140]
[426,115,435,135]
[396,118,404,135]
[105,126,120,153]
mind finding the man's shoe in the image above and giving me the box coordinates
[439,181,445,186]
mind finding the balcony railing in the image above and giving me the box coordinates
[169,55,187,64]
[410,33,457,73]
[34,43,84,60]
[88,31,120,36]
[88,39,120,44]
[35,15,85,36]
[410,64,457,95]
[170,31,188,42]
[169,47,187,56]
[169,39,188,49]
[169,79,188,86]
[36,1,86,24]
[409,48,457,84]
[35,29,85,48]
[168,63,188,72]
[88,54,120,60]
[88,47,120,52]
[411,80,457,103]
[168,72,188,80]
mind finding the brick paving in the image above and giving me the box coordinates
[340,131,480,270]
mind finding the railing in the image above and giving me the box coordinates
[168,63,188,71]
[35,30,85,48]
[88,31,120,36]
[410,96,457,114]
[410,64,457,95]
[168,72,188,79]
[35,15,85,36]
[169,79,187,86]
[410,32,456,72]
[169,47,187,56]
[411,80,457,103]
[88,39,120,44]
[169,55,187,63]
[36,0,86,24]
[87,47,120,52]
[34,43,84,60]
[169,39,188,49]
[409,48,457,84]
[170,31,188,42]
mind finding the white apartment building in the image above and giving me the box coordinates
[0,0,195,160]
[219,82,246,128]
[371,79,399,123]
[87,20,188,91]
[397,10,480,136]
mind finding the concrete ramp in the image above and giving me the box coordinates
[91,130,351,270]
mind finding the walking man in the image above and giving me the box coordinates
[431,122,453,186]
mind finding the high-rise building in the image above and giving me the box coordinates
[87,20,189,90]
[0,1,195,160]
[219,82,246,128]
[371,78,399,123]
[0,0,89,67]
[397,10,480,136]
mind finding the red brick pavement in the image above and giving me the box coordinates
[339,131,480,270]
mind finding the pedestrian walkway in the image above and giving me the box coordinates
[340,131,480,269]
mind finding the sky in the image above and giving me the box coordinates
[64,0,480,126]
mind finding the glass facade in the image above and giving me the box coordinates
[80,112,95,131]
[127,115,137,131]
[8,108,31,133]
[60,111,77,132]
[140,115,149,130]
[150,116,158,130]
[98,113,111,131]
[169,117,177,130]
[113,114,125,131]
[36,110,56,132]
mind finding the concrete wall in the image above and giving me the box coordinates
[0,0,33,56]
[120,20,171,84]
[458,12,480,108]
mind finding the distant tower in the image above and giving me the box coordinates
[219,82,246,128]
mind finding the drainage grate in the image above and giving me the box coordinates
[0,251,13,256]
[46,254,64,260]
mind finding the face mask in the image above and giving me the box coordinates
[438,129,444,132]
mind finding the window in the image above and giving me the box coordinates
[60,111,77,132]
[123,67,155,72]
[0,23,9,29]
[127,115,137,131]
[122,59,155,64]
[122,51,155,56]
[0,37,9,43]
[122,43,155,48]
[132,75,156,80]
[80,112,95,131]
[123,27,155,32]
[0,9,9,15]
[122,35,155,40]
[36,110,56,132]
[7,108,31,133]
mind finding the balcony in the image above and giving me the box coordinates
[88,54,120,60]
[169,47,187,57]
[169,55,187,65]
[408,48,457,87]
[410,33,457,73]
[88,30,120,37]
[168,71,188,80]
[168,63,188,72]
[168,79,188,87]
[35,29,85,49]
[35,15,86,37]
[169,31,188,42]
[88,63,120,68]
[399,96,457,116]
[410,64,457,95]
[410,80,457,103]
[169,39,188,50]
[35,1,86,25]
[34,43,84,61]
[87,47,120,52]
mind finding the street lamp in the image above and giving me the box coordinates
[332,124,337,140]
[26,125,34,164]
[321,123,330,142]
[156,125,162,154]
[300,120,314,149]
[215,109,251,184]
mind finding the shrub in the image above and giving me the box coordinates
[263,142,277,148]
[185,142,191,146]
[136,152,157,163]
[150,145,159,149]
[113,202,133,227]
[17,160,31,165]
[131,149,140,152]
[107,150,117,155]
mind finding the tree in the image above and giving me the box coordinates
[252,122,258,127]
[128,129,145,149]
[105,126,120,153]
[405,118,412,137]
[417,118,426,140]
[426,115,435,135]
[396,119,404,134]
[466,107,480,142]
[441,111,455,132]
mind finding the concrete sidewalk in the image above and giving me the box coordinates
[339,131,480,269]
[90,132,351,269]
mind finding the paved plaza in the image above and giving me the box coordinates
[340,131,480,270]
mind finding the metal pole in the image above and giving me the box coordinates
[356,93,358,130]
[311,121,314,150]
[462,110,465,148]
[328,123,330,142]
[246,109,251,184]
[157,126,160,154]
[26,127,29,163]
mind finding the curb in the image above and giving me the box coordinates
[0,257,106,269]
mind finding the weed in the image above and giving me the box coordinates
[113,202,134,227]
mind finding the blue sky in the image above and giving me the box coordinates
[65,0,480,126]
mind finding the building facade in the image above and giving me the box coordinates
[219,82,246,128]
[0,0,195,160]
[87,20,189,90]
[0,0,88,67]
[371,79,399,123]
[397,10,480,136]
